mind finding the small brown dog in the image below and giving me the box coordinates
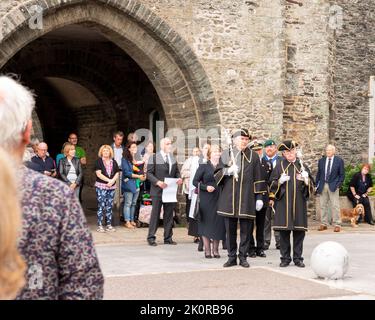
[340,204,365,227]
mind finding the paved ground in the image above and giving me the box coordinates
[92,220,375,300]
[81,189,375,300]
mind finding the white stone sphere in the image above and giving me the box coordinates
[310,241,349,280]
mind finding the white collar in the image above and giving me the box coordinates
[160,150,169,158]
[266,154,277,161]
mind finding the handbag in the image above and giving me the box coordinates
[192,183,201,221]
[139,205,170,225]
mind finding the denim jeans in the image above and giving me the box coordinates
[123,190,140,222]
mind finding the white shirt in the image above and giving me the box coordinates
[160,150,172,174]
[266,155,278,168]
[67,159,77,184]
[325,156,334,180]
[113,145,123,166]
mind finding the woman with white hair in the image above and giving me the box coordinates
[0,75,104,299]
[0,148,26,299]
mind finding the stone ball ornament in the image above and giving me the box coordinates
[310,241,349,280]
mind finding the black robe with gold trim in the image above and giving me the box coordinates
[269,158,314,231]
[215,147,267,220]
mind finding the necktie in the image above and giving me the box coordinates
[165,154,170,174]
[267,156,276,168]
[326,158,332,182]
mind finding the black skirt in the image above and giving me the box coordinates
[198,191,225,241]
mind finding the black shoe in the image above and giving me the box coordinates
[213,254,221,259]
[223,259,237,268]
[148,241,157,246]
[369,221,375,226]
[205,254,212,259]
[198,239,203,251]
[294,261,305,268]
[193,237,200,243]
[164,240,177,245]
[239,260,250,268]
[263,245,269,251]
[248,251,257,258]
[276,245,281,250]
[279,261,290,267]
[256,250,266,258]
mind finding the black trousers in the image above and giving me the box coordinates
[249,207,266,253]
[185,194,191,217]
[224,217,252,261]
[78,176,84,203]
[264,206,280,248]
[279,230,305,263]
[147,197,175,242]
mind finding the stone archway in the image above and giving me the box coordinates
[0,0,220,130]
[0,0,221,223]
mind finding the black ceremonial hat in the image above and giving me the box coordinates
[249,140,263,151]
[232,128,251,139]
[278,140,298,151]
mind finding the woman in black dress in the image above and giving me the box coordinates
[346,164,374,225]
[193,145,226,258]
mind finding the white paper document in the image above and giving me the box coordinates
[189,192,197,219]
[162,178,179,203]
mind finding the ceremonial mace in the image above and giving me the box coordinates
[296,149,309,186]
[223,128,239,182]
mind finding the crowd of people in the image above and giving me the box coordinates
[1,75,374,299]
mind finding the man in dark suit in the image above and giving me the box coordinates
[146,137,182,246]
[262,139,281,250]
[248,140,268,258]
[315,144,345,232]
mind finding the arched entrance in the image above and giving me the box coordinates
[0,0,220,223]
[0,0,220,128]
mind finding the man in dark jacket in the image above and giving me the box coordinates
[315,144,345,232]
[269,140,314,268]
[262,139,281,250]
[248,140,268,258]
[215,129,266,268]
[146,137,182,246]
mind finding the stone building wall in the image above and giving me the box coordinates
[2,0,375,202]
[283,0,332,171]
[330,0,375,165]
[143,0,286,140]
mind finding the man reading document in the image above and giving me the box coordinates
[146,138,182,246]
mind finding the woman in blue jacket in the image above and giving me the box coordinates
[122,142,146,229]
